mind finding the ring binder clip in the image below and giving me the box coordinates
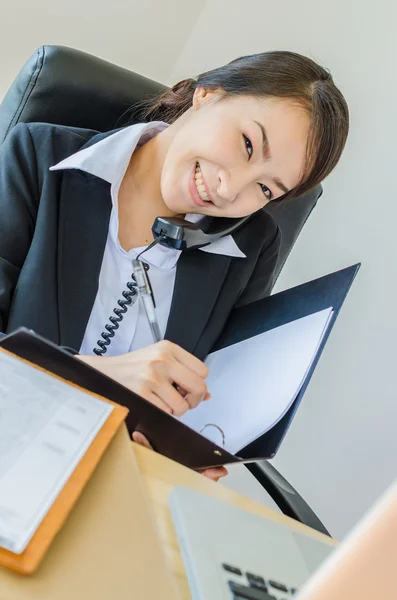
[200,423,225,447]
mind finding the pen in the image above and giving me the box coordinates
[132,258,162,343]
[133,258,188,400]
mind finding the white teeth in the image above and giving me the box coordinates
[195,173,204,185]
[194,163,211,201]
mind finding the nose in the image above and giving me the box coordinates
[216,167,253,203]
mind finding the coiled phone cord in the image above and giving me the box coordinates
[93,237,163,356]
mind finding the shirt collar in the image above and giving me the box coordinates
[50,123,246,261]
[50,121,168,184]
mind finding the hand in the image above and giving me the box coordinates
[78,340,208,416]
[132,432,228,482]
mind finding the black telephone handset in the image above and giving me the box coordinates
[152,215,251,250]
[93,214,251,354]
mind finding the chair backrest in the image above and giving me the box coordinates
[0,45,322,282]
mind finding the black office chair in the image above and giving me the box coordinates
[0,45,329,536]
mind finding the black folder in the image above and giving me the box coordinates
[0,264,359,470]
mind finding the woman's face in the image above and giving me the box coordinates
[160,90,311,218]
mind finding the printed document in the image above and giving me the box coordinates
[0,352,113,554]
[180,308,333,454]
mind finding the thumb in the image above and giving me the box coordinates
[132,431,153,450]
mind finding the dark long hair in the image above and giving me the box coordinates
[141,51,349,201]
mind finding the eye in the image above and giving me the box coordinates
[258,183,272,201]
[243,134,253,159]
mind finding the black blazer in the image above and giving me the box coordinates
[0,123,281,360]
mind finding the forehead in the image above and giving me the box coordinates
[219,93,307,121]
[225,94,311,187]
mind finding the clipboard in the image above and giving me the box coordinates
[0,329,242,472]
[0,346,129,575]
[0,264,360,475]
[213,263,361,459]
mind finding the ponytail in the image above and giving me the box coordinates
[141,78,197,123]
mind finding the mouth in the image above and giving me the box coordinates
[189,161,214,208]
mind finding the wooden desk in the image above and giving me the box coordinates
[133,444,337,600]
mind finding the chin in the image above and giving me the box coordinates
[162,192,190,216]
[162,201,186,217]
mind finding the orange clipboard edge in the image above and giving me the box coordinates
[0,346,129,575]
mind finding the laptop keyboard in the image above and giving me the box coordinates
[222,563,298,599]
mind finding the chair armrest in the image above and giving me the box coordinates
[245,461,331,537]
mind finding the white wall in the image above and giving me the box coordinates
[0,0,204,100]
[171,0,397,539]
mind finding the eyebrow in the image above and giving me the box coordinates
[254,120,290,196]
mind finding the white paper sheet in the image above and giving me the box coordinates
[0,352,113,554]
[180,308,333,454]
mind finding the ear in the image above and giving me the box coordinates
[192,87,224,110]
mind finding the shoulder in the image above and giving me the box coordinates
[253,208,280,242]
[5,122,100,165]
[233,208,281,259]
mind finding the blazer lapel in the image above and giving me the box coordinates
[58,170,231,354]
[57,173,112,351]
[165,249,231,354]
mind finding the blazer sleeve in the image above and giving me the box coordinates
[0,124,40,334]
[234,221,281,308]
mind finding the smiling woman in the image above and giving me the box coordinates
[0,50,348,480]
[114,51,348,252]
[142,51,348,202]
[153,94,310,219]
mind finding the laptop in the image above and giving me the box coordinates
[169,482,396,600]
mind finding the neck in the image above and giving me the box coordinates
[115,130,171,251]
[118,122,180,250]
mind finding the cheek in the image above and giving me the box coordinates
[160,169,177,205]
[236,188,269,216]
[198,132,237,166]
[181,112,238,166]
[159,161,191,211]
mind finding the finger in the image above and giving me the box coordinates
[132,432,153,449]
[168,342,209,379]
[152,380,190,416]
[173,386,210,405]
[201,467,228,481]
[168,362,207,408]
[174,384,188,398]
[144,391,174,415]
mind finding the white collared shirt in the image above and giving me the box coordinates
[50,122,246,356]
